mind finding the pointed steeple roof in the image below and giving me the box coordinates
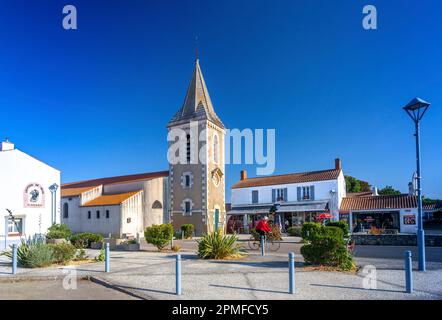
[168,59,224,128]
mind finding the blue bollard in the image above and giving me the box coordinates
[289,252,295,294]
[405,250,413,293]
[260,235,265,256]
[176,254,182,295]
[105,243,110,273]
[12,244,17,275]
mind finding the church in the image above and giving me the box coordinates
[61,59,226,237]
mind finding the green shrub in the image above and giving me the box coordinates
[144,224,174,251]
[301,222,322,241]
[46,223,72,240]
[197,230,241,259]
[95,248,105,262]
[180,224,195,239]
[326,221,349,237]
[48,243,76,264]
[250,227,281,241]
[75,248,88,261]
[70,233,104,248]
[300,224,354,271]
[287,226,302,237]
[5,240,54,268]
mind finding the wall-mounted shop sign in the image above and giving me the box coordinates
[403,214,416,225]
[24,183,45,208]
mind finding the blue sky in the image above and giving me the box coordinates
[1,0,441,200]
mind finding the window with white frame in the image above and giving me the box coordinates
[275,188,285,202]
[302,186,311,200]
[181,172,193,189]
[182,199,193,216]
[8,218,23,235]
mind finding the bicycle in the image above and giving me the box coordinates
[345,235,356,255]
[247,232,281,252]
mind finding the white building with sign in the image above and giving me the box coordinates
[0,139,61,249]
[228,159,346,232]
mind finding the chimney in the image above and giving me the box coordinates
[240,170,247,180]
[372,186,378,196]
[0,138,14,151]
[335,158,342,171]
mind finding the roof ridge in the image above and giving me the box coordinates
[62,170,169,188]
[242,168,339,181]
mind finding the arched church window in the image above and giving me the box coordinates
[152,200,163,209]
[63,202,69,219]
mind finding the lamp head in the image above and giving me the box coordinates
[403,97,430,122]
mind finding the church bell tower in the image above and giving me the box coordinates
[167,59,226,236]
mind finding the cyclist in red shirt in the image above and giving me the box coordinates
[255,216,271,240]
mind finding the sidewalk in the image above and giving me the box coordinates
[1,250,441,300]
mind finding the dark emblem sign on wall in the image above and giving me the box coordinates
[24,183,45,208]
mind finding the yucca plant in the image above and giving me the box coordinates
[197,230,241,259]
[4,239,54,268]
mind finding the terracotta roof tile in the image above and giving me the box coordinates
[424,202,442,211]
[61,186,99,197]
[346,192,374,198]
[82,191,141,207]
[231,169,341,189]
[62,170,168,189]
[340,195,417,211]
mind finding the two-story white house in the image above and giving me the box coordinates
[228,159,346,233]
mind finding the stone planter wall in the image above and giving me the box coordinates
[117,243,140,251]
[353,234,442,246]
[90,242,103,249]
[46,238,68,244]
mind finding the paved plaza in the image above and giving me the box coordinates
[1,239,441,300]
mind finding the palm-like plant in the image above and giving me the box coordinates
[3,239,54,268]
[197,230,241,259]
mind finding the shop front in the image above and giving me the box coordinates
[227,201,330,233]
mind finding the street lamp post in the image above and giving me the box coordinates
[49,183,59,225]
[403,97,430,272]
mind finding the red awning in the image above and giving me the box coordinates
[318,213,332,219]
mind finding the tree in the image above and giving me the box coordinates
[345,176,371,193]
[378,186,401,196]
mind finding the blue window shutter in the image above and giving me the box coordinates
[297,187,301,201]
[284,188,288,202]
[310,185,315,201]
[272,189,276,202]
[252,190,258,204]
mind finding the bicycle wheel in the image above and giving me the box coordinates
[267,240,281,252]
[248,238,260,250]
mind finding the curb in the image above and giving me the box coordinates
[0,274,89,283]
[88,275,149,300]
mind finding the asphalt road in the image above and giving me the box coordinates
[0,279,137,300]
[168,239,442,263]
